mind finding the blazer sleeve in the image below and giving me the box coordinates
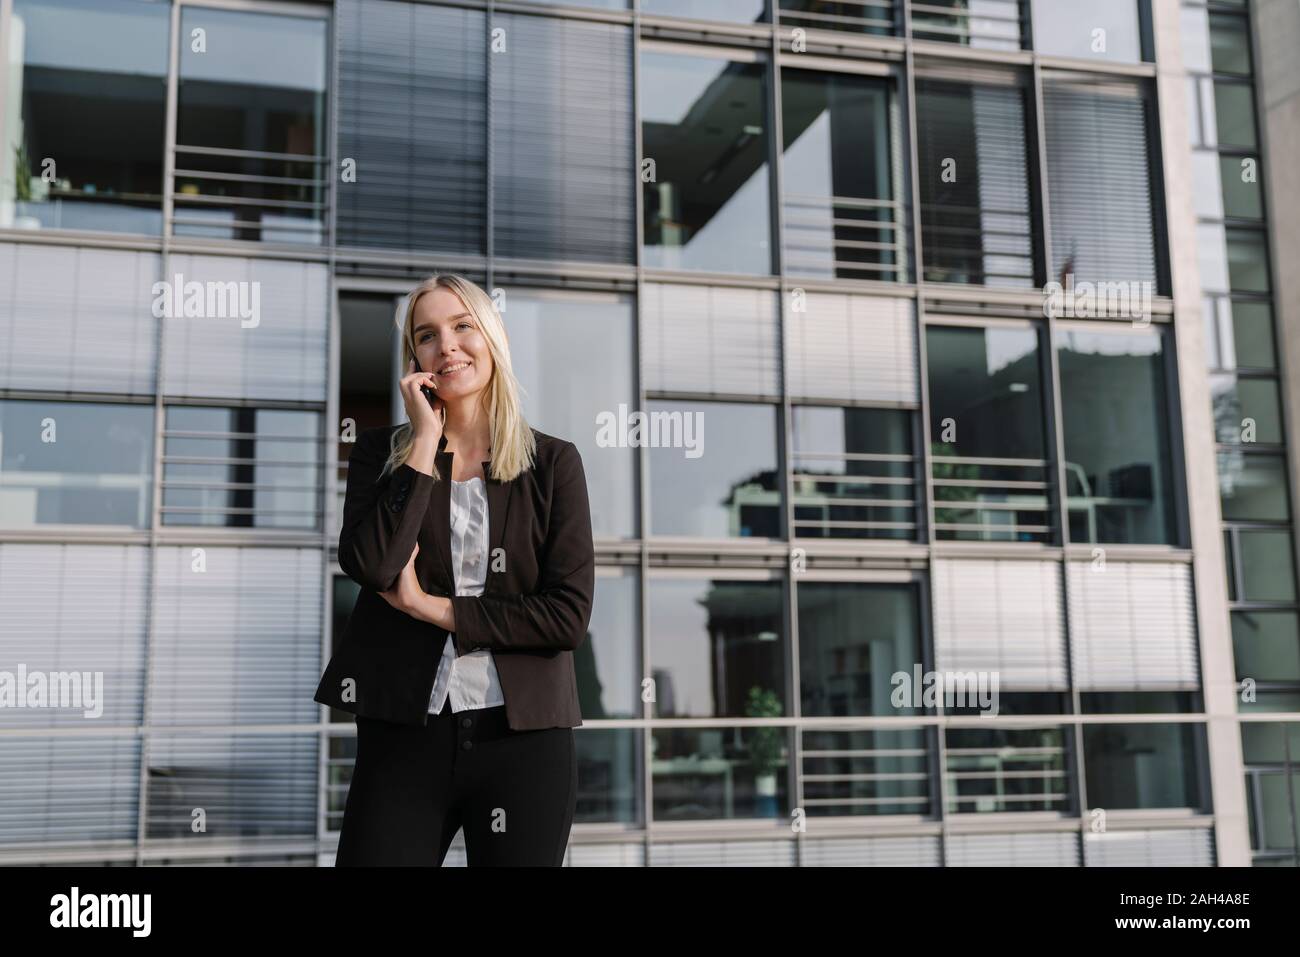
[337,427,435,593]
[450,441,595,655]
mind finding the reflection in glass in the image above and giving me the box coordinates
[1218,451,1289,522]
[779,0,897,36]
[780,70,901,281]
[575,728,640,825]
[647,400,780,538]
[163,406,321,528]
[640,0,765,23]
[6,0,167,233]
[640,50,771,274]
[1057,329,1177,545]
[1211,374,1283,445]
[1083,722,1206,810]
[1238,529,1297,602]
[0,400,153,527]
[1213,82,1257,149]
[651,725,790,820]
[946,726,1072,813]
[648,577,785,719]
[329,575,362,724]
[798,582,921,717]
[176,7,328,243]
[791,406,916,541]
[501,291,637,538]
[925,325,1052,542]
[1232,611,1300,683]
[579,571,640,720]
[802,727,932,816]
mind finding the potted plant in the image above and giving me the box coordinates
[744,686,784,817]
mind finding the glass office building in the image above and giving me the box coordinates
[0,0,1296,866]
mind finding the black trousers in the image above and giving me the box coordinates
[335,703,576,866]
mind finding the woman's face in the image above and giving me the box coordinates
[411,287,494,403]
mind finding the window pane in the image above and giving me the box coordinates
[1239,529,1297,602]
[1208,12,1252,75]
[946,726,1071,813]
[791,406,917,541]
[781,69,902,282]
[797,582,922,717]
[926,325,1052,543]
[1229,299,1277,370]
[640,0,766,23]
[911,0,1024,50]
[582,572,641,720]
[802,727,932,816]
[0,399,153,527]
[647,400,780,538]
[176,8,327,244]
[640,51,772,275]
[916,73,1034,287]
[1057,329,1178,545]
[779,0,896,35]
[1083,722,1206,810]
[651,726,790,821]
[1211,374,1283,444]
[647,578,786,719]
[1213,82,1258,148]
[1226,228,1271,293]
[1232,611,1300,683]
[506,290,637,539]
[1030,0,1145,63]
[1220,155,1263,219]
[1218,451,1290,522]
[7,0,167,233]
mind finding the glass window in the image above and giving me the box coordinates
[1220,154,1263,220]
[504,289,637,539]
[926,324,1053,543]
[780,69,901,282]
[1238,529,1297,602]
[1228,300,1277,370]
[946,726,1072,813]
[646,400,781,538]
[0,399,153,527]
[1209,12,1253,76]
[1218,451,1290,522]
[647,577,786,719]
[779,0,896,35]
[5,0,168,233]
[1030,0,1146,63]
[162,406,321,529]
[801,727,932,816]
[581,570,641,721]
[797,581,922,717]
[1211,374,1284,445]
[640,0,766,23]
[916,73,1034,287]
[1213,82,1258,149]
[1082,722,1206,810]
[640,49,772,275]
[176,7,328,243]
[651,726,790,820]
[574,728,640,825]
[791,406,917,541]
[910,0,1024,50]
[1226,228,1271,293]
[1232,611,1300,683]
[1057,328,1178,546]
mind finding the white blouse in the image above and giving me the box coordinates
[427,476,505,714]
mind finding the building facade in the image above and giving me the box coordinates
[0,0,1297,866]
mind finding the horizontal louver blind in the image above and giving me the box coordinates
[786,291,918,403]
[803,835,942,866]
[492,14,633,264]
[150,547,322,726]
[145,733,317,839]
[0,544,149,729]
[915,73,1034,288]
[1084,828,1214,867]
[1043,75,1158,287]
[0,244,158,394]
[931,558,1068,689]
[160,256,328,402]
[0,736,140,844]
[641,283,780,398]
[337,0,486,254]
[946,831,1081,866]
[648,841,795,866]
[1068,561,1199,689]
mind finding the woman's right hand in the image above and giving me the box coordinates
[401,357,446,441]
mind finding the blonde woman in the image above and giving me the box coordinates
[315,273,594,866]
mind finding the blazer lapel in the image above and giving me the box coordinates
[425,432,512,593]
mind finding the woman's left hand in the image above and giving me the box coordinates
[378,543,424,613]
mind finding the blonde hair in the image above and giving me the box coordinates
[379,273,536,484]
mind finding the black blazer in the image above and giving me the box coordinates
[313,424,595,730]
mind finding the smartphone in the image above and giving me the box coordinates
[411,353,444,421]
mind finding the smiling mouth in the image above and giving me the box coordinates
[438,362,471,377]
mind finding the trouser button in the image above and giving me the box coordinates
[461,739,473,751]
[461,716,473,728]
